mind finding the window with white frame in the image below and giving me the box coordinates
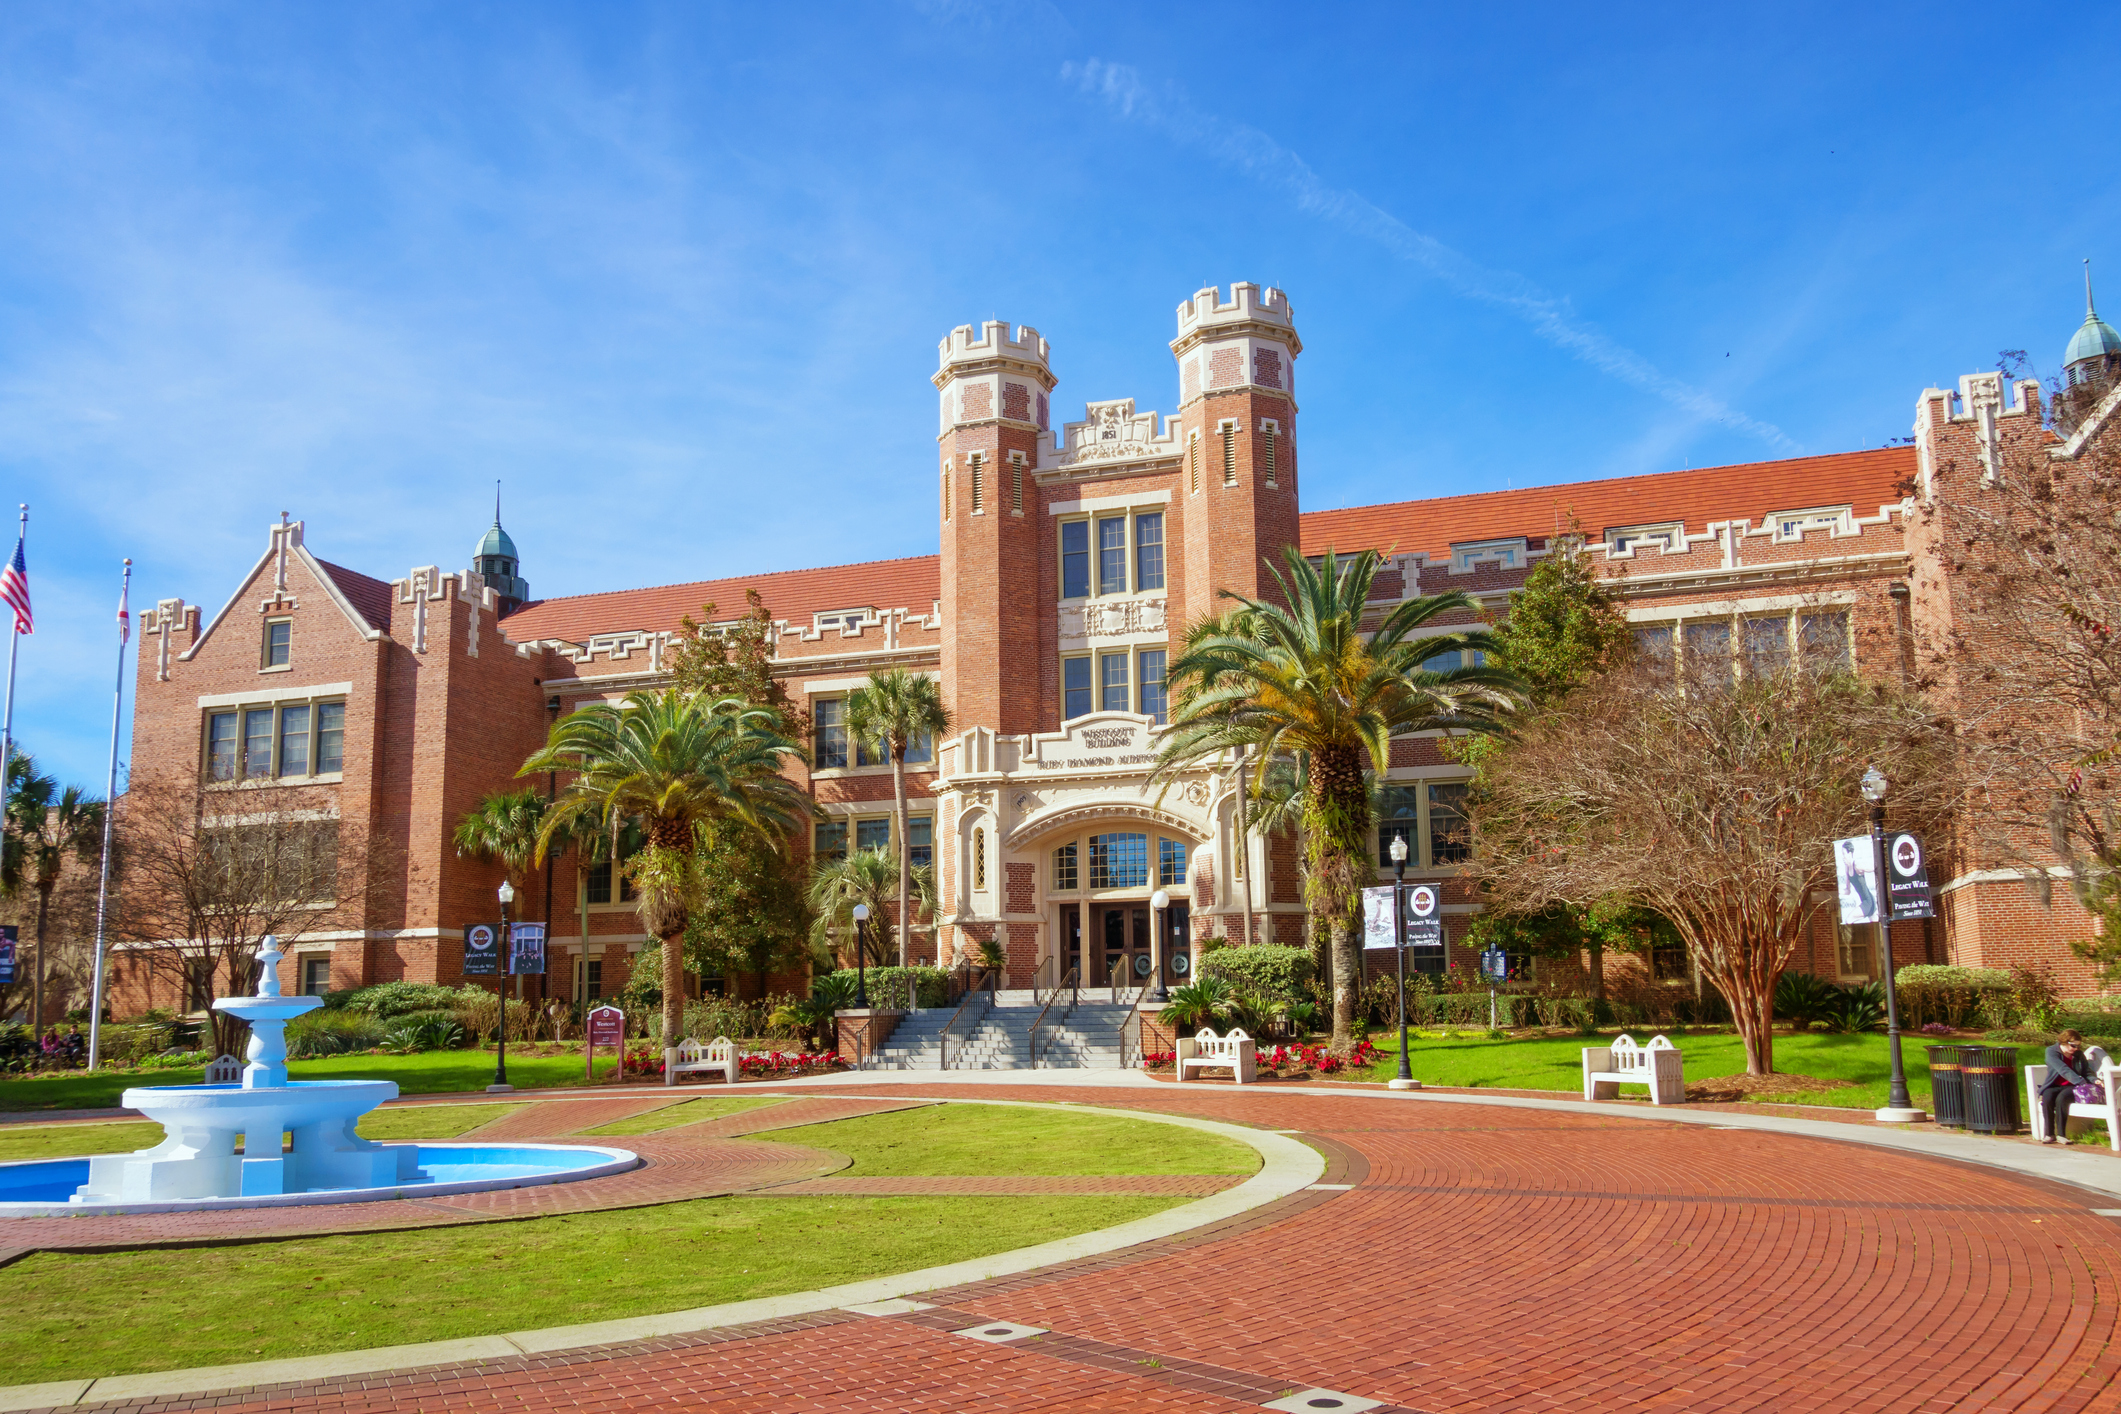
[817,813,932,867]
[811,694,934,770]
[262,618,292,670]
[205,698,345,783]
[1641,608,1853,685]
[1061,647,1169,722]
[1374,780,1472,868]
[1772,507,1851,542]
[1045,830,1194,895]
[1059,509,1165,600]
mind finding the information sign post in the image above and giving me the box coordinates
[586,1005,625,1083]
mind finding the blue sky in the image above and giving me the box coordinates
[2,0,2118,788]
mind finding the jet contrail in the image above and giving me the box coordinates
[1061,59,1796,454]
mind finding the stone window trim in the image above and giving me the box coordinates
[1061,645,1169,724]
[812,810,934,869]
[1219,420,1239,486]
[1056,506,1168,602]
[1769,505,1857,543]
[203,693,348,788]
[969,452,985,516]
[261,616,292,673]
[805,680,939,778]
[1046,827,1195,897]
[1188,432,1201,494]
[1375,777,1472,872]
[1257,417,1283,489]
[1626,599,1856,683]
[1009,451,1026,516]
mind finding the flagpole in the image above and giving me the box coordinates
[88,560,131,1072]
[0,506,23,821]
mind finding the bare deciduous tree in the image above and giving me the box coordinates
[1470,663,1953,1074]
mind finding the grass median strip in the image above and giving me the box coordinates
[757,1102,1260,1176]
[0,1193,1178,1382]
[580,1095,790,1135]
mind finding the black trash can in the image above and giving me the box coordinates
[1926,1045,1967,1130]
[1961,1045,2023,1135]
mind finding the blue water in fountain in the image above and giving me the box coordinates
[0,1144,624,1205]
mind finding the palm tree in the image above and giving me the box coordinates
[844,668,951,967]
[807,846,935,969]
[452,788,547,889]
[4,753,105,1029]
[1154,546,1522,1050]
[522,690,807,1052]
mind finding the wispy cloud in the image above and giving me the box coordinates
[1060,59,1795,454]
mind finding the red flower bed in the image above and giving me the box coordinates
[1140,1039,1378,1077]
[619,1047,845,1080]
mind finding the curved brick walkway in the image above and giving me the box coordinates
[12,1083,2121,1413]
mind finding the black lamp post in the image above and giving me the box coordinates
[852,903,871,1009]
[1389,834,1417,1089]
[490,879,515,1093]
[1862,766,1920,1121]
[1151,888,1171,1002]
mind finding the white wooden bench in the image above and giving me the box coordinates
[667,1036,740,1086]
[203,1054,242,1084]
[1581,1034,1685,1105]
[2024,1059,2121,1150]
[1175,1027,1257,1084]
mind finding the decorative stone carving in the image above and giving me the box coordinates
[1057,595,1167,644]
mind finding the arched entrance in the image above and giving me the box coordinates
[1037,823,1195,990]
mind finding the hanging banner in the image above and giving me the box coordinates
[462,922,501,977]
[1834,835,1881,926]
[1403,883,1444,948]
[0,925,14,985]
[1885,832,1935,920]
[508,922,547,976]
[1361,887,1397,950]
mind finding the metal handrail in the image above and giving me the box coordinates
[938,966,996,1070]
[1027,965,1079,1068]
[1115,984,1147,1069]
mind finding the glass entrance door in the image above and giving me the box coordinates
[1097,905,1156,987]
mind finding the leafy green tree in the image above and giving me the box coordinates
[523,690,808,1050]
[4,752,105,1028]
[845,667,952,967]
[1156,546,1522,1050]
[807,846,934,970]
[451,788,547,890]
[687,820,811,997]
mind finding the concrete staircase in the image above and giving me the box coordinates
[862,993,1138,1071]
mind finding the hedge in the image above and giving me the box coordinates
[1199,945,1315,1002]
[1893,965,2010,1029]
[826,966,953,1010]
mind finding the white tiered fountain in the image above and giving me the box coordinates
[73,937,421,1203]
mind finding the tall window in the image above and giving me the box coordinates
[1742,616,1790,679]
[1134,513,1164,591]
[973,829,988,891]
[942,466,951,521]
[969,453,984,514]
[1378,786,1420,866]
[855,817,892,853]
[1053,841,1078,890]
[582,957,603,1000]
[301,957,331,997]
[1089,832,1148,889]
[1263,425,1278,487]
[263,619,291,669]
[1063,656,1093,719]
[1221,424,1237,485]
[1799,611,1851,671]
[1189,434,1200,493]
[1428,783,1471,864]
[814,820,847,864]
[1100,652,1129,712]
[1138,650,1168,724]
[208,713,239,782]
[813,698,848,769]
[1158,837,1187,887]
[1010,457,1023,513]
[908,814,933,869]
[1684,621,1732,684]
[1060,520,1090,599]
[278,705,310,777]
[242,709,274,778]
[317,702,345,773]
[1097,516,1127,595]
[1836,924,1872,980]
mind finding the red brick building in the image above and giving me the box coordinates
[108,281,2121,1014]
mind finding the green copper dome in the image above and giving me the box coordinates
[2067,309,2121,368]
[476,521,519,561]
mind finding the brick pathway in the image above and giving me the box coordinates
[773,1174,1246,1196]
[18,1083,2121,1412]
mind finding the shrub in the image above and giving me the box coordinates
[1818,982,1886,1034]
[93,1020,176,1066]
[1199,945,1315,1003]
[2008,961,2063,1031]
[449,993,538,1043]
[683,994,803,1044]
[1774,972,1841,1031]
[1161,978,1239,1033]
[341,981,475,1019]
[1893,965,2009,1029]
[286,1009,387,1057]
[1414,992,1518,1027]
[384,1013,467,1052]
[824,966,952,1011]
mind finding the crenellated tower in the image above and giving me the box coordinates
[1169,283,1302,620]
[935,319,1056,734]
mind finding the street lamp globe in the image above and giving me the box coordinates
[1861,766,1888,804]
[1389,834,1408,864]
[497,879,515,905]
[1151,889,1169,911]
[851,903,870,921]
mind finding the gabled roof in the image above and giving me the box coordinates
[317,560,393,634]
[1296,447,1916,561]
[500,553,943,644]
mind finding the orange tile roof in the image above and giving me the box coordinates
[500,553,942,644]
[317,560,394,633]
[498,448,1914,644]
[1297,447,1917,561]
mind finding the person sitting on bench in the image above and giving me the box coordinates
[2040,1030,2099,1145]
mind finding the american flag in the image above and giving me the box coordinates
[116,578,129,646]
[0,538,29,635]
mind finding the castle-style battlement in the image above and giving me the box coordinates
[936,319,1052,376]
[1174,282,1296,337]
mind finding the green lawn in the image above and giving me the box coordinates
[581,1095,789,1136]
[0,1193,1175,1383]
[0,1103,518,1163]
[762,1102,1260,1176]
[1361,1029,2043,1109]
[0,1050,626,1112]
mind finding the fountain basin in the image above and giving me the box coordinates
[0,1140,640,1216]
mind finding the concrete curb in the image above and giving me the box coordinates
[0,1099,1320,1411]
